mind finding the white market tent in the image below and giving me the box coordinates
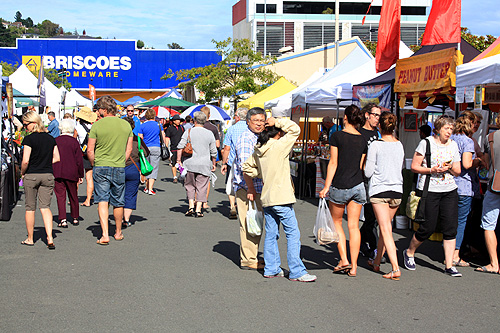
[265,70,326,117]
[456,53,500,88]
[60,87,92,109]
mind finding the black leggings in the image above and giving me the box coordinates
[415,189,458,242]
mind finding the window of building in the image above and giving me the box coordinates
[256,22,284,56]
[303,23,342,50]
[283,2,426,16]
[256,3,277,13]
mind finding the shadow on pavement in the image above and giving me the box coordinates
[33,227,62,244]
[213,241,240,267]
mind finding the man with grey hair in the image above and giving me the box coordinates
[221,107,248,219]
[47,111,60,138]
[233,107,266,270]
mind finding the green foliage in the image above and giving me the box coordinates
[137,40,145,49]
[461,27,497,52]
[14,11,22,22]
[322,7,334,14]
[37,19,60,37]
[0,24,16,47]
[168,42,184,49]
[0,61,19,76]
[167,38,279,104]
[42,68,72,90]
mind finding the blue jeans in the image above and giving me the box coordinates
[93,166,126,207]
[456,195,472,250]
[263,205,307,279]
[124,164,140,210]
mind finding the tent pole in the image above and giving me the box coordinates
[299,104,309,200]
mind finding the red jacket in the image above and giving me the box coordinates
[53,135,84,181]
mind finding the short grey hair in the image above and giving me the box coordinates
[246,107,266,121]
[193,111,207,125]
[59,118,75,135]
[236,107,248,119]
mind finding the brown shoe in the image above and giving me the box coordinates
[173,177,178,184]
[229,207,237,219]
[240,260,265,270]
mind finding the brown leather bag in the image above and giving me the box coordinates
[182,129,193,157]
[488,132,500,193]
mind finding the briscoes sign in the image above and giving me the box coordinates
[394,48,463,93]
[1,39,221,90]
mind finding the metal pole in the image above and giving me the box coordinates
[298,104,309,199]
[335,0,340,66]
[264,0,267,56]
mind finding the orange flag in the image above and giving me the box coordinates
[89,84,96,102]
[421,0,461,45]
[375,0,401,73]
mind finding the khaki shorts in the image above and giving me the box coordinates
[24,173,55,211]
[369,197,402,208]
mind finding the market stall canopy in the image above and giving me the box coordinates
[9,64,38,97]
[138,96,194,108]
[180,104,230,122]
[472,37,500,62]
[265,70,326,117]
[291,46,374,115]
[122,96,146,106]
[456,53,500,88]
[13,88,38,107]
[394,48,463,108]
[60,87,92,108]
[237,77,296,109]
[164,89,183,99]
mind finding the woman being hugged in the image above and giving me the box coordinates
[242,117,316,282]
[319,104,367,277]
[403,115,462,277]
[364,112,404,280]
[20,111,60,249]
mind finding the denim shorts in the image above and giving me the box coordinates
[328,182,366,205]
[480,190,500,231]
[93,166,126,207]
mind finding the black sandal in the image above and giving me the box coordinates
[58,220,68,228]
[195,211,204,218]
[72,219,79,226]
[185,208,195,217]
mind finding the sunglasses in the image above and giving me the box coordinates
[23,122,33,128]
[369,113,381,118]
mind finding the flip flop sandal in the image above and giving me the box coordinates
[185,208,195,217]
[368,260,381,273]
[21,240,34,246]
[475,266,499,274]
[333,264,352,273]
[347,270,356,277]
[114,235,124,241]
[47,243,55,250]
[453,259,470,267]
[96,239,109,246]
[72,219,79,226]
[383,269,401,281]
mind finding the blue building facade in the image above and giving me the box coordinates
[0,39,221,91]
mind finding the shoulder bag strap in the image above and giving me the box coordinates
[421,138,432,200]
[81,122,90,146]
[488,132,495,170]
[188,128,191,142]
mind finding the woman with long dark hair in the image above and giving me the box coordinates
[319,105,367,277]
[242,118,316,282]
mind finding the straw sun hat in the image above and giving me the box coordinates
[74,106,97,123]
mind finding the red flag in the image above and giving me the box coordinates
[375,0,401,73]
[362,0,374,26]
[89,84,96,102]
[421,0,461,45]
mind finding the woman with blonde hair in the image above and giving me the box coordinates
[364,112,404,280]
[20,111,60,249]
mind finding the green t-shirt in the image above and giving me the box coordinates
[89,116,133,167]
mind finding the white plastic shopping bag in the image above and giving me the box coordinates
[246,200,263,237]
[313,198,339,245]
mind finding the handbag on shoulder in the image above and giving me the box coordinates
[182,129,193,157]
[488,131,500,193]
[406,138,431,223]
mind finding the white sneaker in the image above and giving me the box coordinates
[290,273,317,282]
[143,188,150,194]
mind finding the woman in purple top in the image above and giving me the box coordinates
[53,119,84,227]
[450,113,483,266]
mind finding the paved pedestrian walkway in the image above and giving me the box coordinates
[0,161,498,332]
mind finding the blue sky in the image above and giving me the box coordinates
[1,1,499,50]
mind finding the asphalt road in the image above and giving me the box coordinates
[1,161,499,332]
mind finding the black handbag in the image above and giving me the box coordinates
[413,138,431,223]
[159,123,170,161]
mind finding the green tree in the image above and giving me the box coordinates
[164,38,279,105]
[0,24,16,47]
[24,17,34,28]
[42,68,72,90]
[38,20,60,37]
[168,42,184,49]
[0,61,19,76]
[136,40,145,49]
[14,11,22,22]
[461,27,496,52]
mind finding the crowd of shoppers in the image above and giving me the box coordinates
[16,97,500,284]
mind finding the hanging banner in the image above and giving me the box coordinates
[89,84,96,102]
[6,83,13,118]
[484,86,500,104]
[394,48,463,93]
[352,84,392,109]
